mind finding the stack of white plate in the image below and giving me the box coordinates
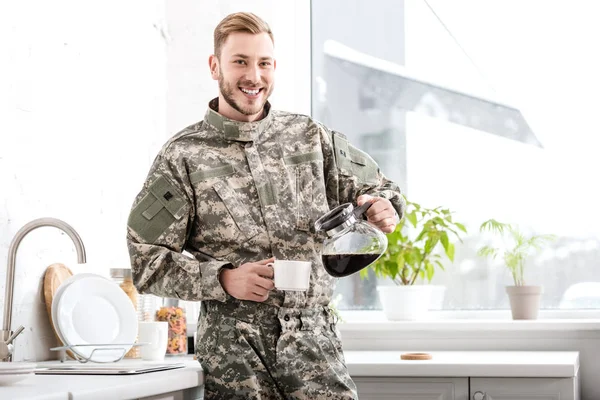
[0,362,36,386]
[51,273,138,363]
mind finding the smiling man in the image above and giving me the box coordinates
[210,24,275,121]
[127,12,405,400]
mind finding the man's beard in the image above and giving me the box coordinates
[218,71,273,116]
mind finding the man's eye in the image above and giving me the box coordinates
[234,60,246,65]
[261,62,271,67]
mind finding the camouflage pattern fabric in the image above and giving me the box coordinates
[127,98,405,399]
[197,301,356,399]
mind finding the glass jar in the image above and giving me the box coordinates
[110,268,140,359]
[138,294,162,322]
[155,305,187,355]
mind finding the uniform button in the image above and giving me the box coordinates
[284,315,290,321]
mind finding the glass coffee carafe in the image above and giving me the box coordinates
[315,202,388,277]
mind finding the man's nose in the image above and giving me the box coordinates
[246,65,261,83]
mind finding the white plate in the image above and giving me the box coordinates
[0,372,34,386]
[51,273,108,350]
[56,276,137,362]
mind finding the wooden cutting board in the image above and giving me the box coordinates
[43,263,73,357]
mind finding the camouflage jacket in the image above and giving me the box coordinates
[127,98,405,308]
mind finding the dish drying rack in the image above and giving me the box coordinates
[50,342,147,363]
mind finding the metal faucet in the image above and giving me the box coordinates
[1,218,86,361]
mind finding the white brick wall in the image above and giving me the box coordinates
[0,0,309,361]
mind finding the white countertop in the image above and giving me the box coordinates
[0,356,203,400]
[345,350,580,378]
[0,351,580,399]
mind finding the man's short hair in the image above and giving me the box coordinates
[214,12,274,58]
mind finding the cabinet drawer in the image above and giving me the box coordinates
[470,377,578,400]
[354,377,468,400]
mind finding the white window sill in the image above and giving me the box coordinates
[338,310,600,334]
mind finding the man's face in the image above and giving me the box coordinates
[209,32,276,121]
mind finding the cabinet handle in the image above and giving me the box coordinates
[473,391,487,400]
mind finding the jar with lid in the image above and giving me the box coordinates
[110,268,140,359]
[155,298,187,355]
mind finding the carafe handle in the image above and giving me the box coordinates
[353,201,373,219]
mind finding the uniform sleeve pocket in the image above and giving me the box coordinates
[128,176,188,243]
[332,132,379,185]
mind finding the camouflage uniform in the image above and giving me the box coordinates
[127,98,405,399]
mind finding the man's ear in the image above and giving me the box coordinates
[273,59,277,70]
[209,54,219,80]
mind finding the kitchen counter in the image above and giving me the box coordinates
[0,351,579,399]
[345,350,580,378]
[0,356,203,400]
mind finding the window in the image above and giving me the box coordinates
[311,0,600,310]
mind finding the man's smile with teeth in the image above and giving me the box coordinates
[241,87,261,95]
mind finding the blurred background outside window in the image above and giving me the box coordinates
[311,0,600,311]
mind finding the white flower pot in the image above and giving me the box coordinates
[506,285,543,320]
[429,285,447,310]
[377,285,433,321]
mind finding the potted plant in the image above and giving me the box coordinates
[360,199,467,320]
[477,219,556,320]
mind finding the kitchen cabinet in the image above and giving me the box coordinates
[470,377,578,400]
[139,387,202,400]
[0,358,204,400]
[353,377,578,400]
[347,351,580,400]
[353,377,468,400]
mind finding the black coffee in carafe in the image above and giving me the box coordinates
[322,253,381,278]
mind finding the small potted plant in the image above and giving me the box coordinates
[478,219,556,320]
[360,199,467,320]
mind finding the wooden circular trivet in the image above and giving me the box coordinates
[400,352,432,360]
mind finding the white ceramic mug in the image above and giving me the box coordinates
[138,321,168,361]
[267,260,311,291]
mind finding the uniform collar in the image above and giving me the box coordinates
[204,98,273,142]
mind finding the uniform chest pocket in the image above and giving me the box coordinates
[284,151,324,232]
[191,165,261,257]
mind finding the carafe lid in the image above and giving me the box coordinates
[314,202,372,234]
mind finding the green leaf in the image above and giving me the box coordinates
[445,242,455,262]
[455,222,467,233]
[432,216,448,227]
[480,219,509,234]
[426,262,434,282]
[440,231,449,253]
[434,260,445,271]
[406,212,418,227]
[415,227,428,242]
[424,236,439,255]
[477,245,498,259]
